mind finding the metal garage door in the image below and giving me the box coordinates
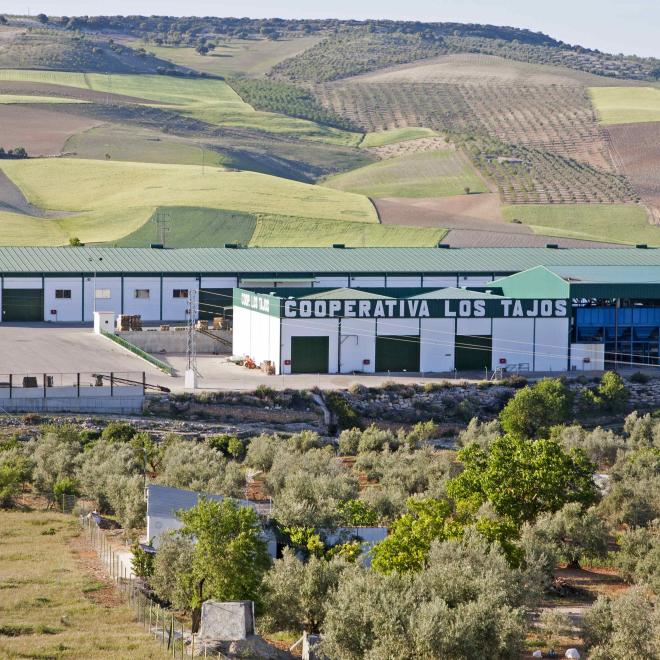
[375,335,420,372]
[455,335,492,371]
[291,336,329,374]
[2,289,44,322]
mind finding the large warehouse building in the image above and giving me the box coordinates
[1,246,660,373]
[233,263,660,374]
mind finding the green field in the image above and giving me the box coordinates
[250,215,446,247]
[140,36,323,77]
[324,150,487,198]
[360,127,437,148]
[0,159,377,245]
[502,204,658,245]
[113,206,444,248]
[590,87,660,125]
[114,207,257,247]
[0,69,359,145]
[0,511,164,659]
[64,125,226,167]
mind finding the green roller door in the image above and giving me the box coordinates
[291,336,329,374]
[376,335,420,372]
[199,288,232,321]
[455,335,492,371]
[2,289,44,322]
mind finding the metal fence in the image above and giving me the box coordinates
[80,514,218,658]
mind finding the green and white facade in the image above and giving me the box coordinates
[232,287,572,374]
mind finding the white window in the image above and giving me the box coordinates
[173,289,189,299]
[95,288,111,299]
[55,289,71,299]
[134,289,150,299]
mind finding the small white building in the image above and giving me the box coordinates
[232,287,570,374]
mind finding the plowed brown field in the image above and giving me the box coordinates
[607,121,660,222]
[0,104,101,154]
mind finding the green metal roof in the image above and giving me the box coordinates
[301,288,393,300]
[1,246,660,275]
[547,266,660,283]
[410,287,503,300]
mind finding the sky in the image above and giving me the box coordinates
[4,0,659,58]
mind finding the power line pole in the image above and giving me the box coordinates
[185,289,198,390]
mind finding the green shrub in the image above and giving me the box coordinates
[131,543,155,579]
[325,391,362,431]
[629,371,651,384]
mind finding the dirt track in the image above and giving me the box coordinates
[0,104,101,155]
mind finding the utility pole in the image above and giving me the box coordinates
[185,289,198,390]
[154,211,170,246]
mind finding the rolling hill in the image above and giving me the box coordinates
[1,15,660,247]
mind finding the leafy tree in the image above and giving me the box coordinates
[582,371,629,413]
[131,543,155,579]
[614,522,660,594]
[207,434,245,460]
[457,417,502,449]
[337,498,379,526]
[101,422,137,443]
[499,378,572,439]
[0,463,22,507]
[30,430,82,499]
[583,587,660,659]
[555,424,625,467]
[245,433,279,471]
[262,548,347,633]
[447,435,597,526]
[178,498,270,622]
[371,497,451,573]
[531,503,608,568]
[53,476,79,501]
[36,13,48,23]
[0,15,8,25]
[151,534,196,610]
[322,533,531,659]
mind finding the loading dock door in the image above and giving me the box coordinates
[199,288,232,321]
[375,335,420,372]
[291,336,329,374]
[455,335,492,371]
[2,289,44,322]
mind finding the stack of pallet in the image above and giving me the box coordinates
[196,320,209,331]
[116,315,143,331]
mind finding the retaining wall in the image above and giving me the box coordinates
[116,329,230,355]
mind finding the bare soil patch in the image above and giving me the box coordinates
[0,104,101,155]
[607,121,660,222]
[368,136,450,159]
[375,193,505,229]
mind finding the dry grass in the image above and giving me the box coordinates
[0,509,166,659]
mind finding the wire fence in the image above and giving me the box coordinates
[80,514,219,658]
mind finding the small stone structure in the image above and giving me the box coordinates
[199,600,254,641]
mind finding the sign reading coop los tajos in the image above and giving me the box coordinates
[234,290,568,319]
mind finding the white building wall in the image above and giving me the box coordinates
[423,276,458,288]
[350,276,386,288]
[340,318,376,373]
[387,276,422,287]
[162,277,198,321]
[376,318,420,336]
[456,318,492,336]
[200,277,237,289]
[83,277,122,321]
[313,276,350,288]
[492,318,535,370]
[281,318,339,374]
[268,315,281,374]
[232,306,252,358]
[459,275,494,286]
[44,277,82,322]
[570,343,604,371]
[123,277,161,321]
[535,318,570,371]
[420,318,455,372]
[3,277,42,289]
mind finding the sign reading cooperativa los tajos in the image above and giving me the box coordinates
[234,290,568,319]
